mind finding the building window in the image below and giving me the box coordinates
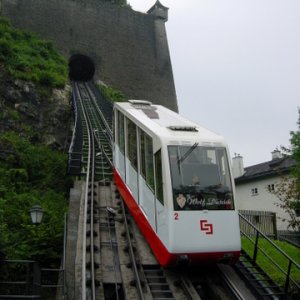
[251,188,258,196]
[268,184,275,192]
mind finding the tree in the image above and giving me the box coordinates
[273,109,300,231]
[290,109,300,190]
[274,176,300,231]
[0,132,70,266]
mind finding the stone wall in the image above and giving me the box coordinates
[0,0,178,111]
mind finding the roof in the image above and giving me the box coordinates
[115,101,226,145]
[235,156,296,184]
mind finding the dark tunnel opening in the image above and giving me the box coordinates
[69,54,95,81]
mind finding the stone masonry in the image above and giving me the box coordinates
[0,0,178,111]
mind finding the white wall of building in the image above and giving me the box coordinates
[235,176,292,230]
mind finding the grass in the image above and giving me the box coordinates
[241,236,300,292]
[0,17,67,87]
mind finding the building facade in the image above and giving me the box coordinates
[233,151,296,231]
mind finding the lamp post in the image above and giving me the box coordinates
[28,205,44,295]
[29,205,44,225]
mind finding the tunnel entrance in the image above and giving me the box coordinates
[69,54,95,81]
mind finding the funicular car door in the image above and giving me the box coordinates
[138,129,156,230]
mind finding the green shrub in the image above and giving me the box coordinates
[8,109,20,121]
[0,39,15,60]
[38,71,55,86]
[0,17,67,88]
[99,84,127,102]
[0,132,70,265]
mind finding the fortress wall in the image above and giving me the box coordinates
[1,0,178,111]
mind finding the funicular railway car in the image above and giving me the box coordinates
[113,100,241,267]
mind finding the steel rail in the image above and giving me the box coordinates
[88,120,96,300]
[83,84,112,181]
[86,81,113,132]
[104,205,121,300]
[76,82,115,299]
[75,82,96,299]
[83,82,121,297]
[84,82,122,299]
[179,276,202,300]
[217,265,246,300]
[85,83,113,142]
[119,197,145,300]
[94,132,113,168]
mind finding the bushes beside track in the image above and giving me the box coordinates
[0,132,71,266]
[0,17,67,88]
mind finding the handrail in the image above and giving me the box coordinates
[239,213,300,295]
[68,83,80,155]
[67,83,84,175]
[0,260,64,298]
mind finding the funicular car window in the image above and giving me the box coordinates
[117,111,125,154]
[155,149,164,205]
[140,130,154,190]
[127,118,137,169]
[168,146,234,211]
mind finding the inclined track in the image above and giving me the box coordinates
[74,82,98,299]
[71,81,258,300]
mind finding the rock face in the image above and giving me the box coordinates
[0,68,71,151]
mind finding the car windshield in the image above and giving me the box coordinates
[168,145,234,211]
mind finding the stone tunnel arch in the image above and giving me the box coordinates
[69,54,95,81]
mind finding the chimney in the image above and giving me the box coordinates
[232,154,245,178]
[271,149,282,160]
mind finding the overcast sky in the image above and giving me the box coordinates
[128,0,300,167]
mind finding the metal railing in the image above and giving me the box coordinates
[0,214,67,299]
[67,83,83,175]
[0,260,65,299]
[278,230,300,248]
[0,260,40,297]
[239,213,300,297]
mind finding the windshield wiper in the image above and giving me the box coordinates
[177,142,199,165]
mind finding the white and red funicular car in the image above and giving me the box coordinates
[113,100,241,267]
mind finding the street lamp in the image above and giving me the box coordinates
[29,205,44,224]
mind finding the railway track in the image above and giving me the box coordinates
[70,81,256,300]
[74,82,99,299]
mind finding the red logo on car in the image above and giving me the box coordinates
[200,220,213,235]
